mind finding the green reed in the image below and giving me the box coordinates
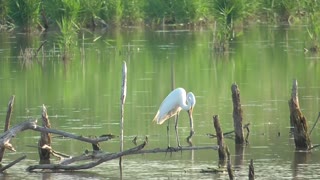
[9,0,41,31]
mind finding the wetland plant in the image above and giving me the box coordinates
[57,17,78,60]
[211,0,245,52]
[9,0,41,32]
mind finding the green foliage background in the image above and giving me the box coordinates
[0,0,317,29]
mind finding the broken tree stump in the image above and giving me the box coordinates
[249,159,254,180]
[226,147,234,180]
[38,104,52,161]
[288,79,311,150]
[213,115,227,165]
[231,83,245,144]
[0,95,15,162]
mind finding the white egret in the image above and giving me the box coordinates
[153,87,196,147]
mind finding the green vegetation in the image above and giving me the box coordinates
[0,0,319,51]
[8,0,41,31]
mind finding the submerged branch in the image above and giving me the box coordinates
[27,141,147,171]
[61,145,219,165]
[0,155,26,172]
[0,119,115,151]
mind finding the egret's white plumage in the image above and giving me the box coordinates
[153,88,196,124]
[153,87,196,146]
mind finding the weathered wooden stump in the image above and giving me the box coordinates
[38,104,52,161]
[288,80,311,150]
[231,83,245,144]
[226,147,234,180]
[249,159,254,180]
[213,115,227,165]
[0,96,15,163]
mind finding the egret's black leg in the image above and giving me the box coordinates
[174,113,181,148]
[167,119,171,148]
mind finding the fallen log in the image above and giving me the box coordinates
[27,140,148,171]
[61,144,219,165]
[0,119,115,151]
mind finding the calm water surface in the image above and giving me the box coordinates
[0,24,320,179]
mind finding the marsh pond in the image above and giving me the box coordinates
[0,24,320,179]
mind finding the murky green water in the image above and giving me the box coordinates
[0,24,320,179]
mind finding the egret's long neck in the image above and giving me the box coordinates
[181,100,192,111]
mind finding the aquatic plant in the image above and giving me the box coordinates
[305,2,320,52]
[144,0,196,26]
[259,0,302,24]
[211,0,246,52]
[57,17,78,60]
[0,0,8,23]
[79,0,106,28]
[9,0,41,31]
[121,0,144,26]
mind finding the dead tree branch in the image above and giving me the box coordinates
[0,119,114,151]
[0,95,15,162]
[0,155,26,172]
[27,141,147,172]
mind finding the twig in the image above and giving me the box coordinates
[309,112,320,135]
[207,123,250,138]
[0,155,26,172]
[34,41,47,58]
[309,144,320,150]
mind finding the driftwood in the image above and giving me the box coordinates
[38,104,52,161]
[27,139,218,171]
[0,119,114,152]
[231,83,245,144]
[61,143,219,165]
[27,140,147,172]
[249,159,254,180]
[0,95,15,162]
[288,79,311,150]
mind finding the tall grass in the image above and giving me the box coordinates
[304,1,320,52]
[57,17,78,60]
[9,0,41,31]
[211,0,246,52]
